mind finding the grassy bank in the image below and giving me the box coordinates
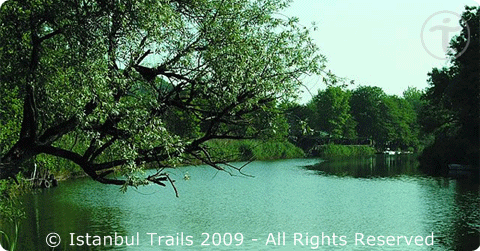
[315,144,375,158]
[204,139,305,161]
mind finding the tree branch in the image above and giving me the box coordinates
[88,136,118,162]
[19,84,37,142]
[37,116,79,145]
[39,28,64,42]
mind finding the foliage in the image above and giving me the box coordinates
[316,144,375,158]
[204,139,304,162]
[283,102,315,138]
[349,86,388,145]
[402,87,426,150]
[286,84,423,153]
[0,87,22,156]
[348,86,420,150]
[402,86,425,115]
[419,6,479,170]
[0,179,26,251]
[0,0,326,188]
[379,95,419,150]
[308,86,356,138]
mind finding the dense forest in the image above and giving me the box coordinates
[285,85,423,153]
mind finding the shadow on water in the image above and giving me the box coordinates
[17,180,131,251]
[304,154,480,250]
[304,154,422,178]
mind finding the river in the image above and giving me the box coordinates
[10,155,480,250]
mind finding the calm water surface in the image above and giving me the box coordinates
[11,155,480,250]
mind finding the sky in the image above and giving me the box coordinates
[281,0,479,103]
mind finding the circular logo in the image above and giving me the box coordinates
[421,10,471,60]
[46,232,61,248]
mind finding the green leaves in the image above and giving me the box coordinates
[418,6,479,169]
[292,85,422,151]
[309,86,356,139]
[0,0,324,188]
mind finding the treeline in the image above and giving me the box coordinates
[285,6,479,175]
[285,85,423,152]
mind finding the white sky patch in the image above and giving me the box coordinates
[283,0,479,103]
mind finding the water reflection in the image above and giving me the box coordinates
[7,157,480,250]
[304,154,423,178]
[305,154,480,250]
[19,180,130,250]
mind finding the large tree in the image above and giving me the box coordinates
[308,86,356,138]
[0,0,325,189]
[379,95,418,150]
[419,6,479,171]
[349,86,388,146]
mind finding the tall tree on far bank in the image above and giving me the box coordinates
[349,86,418,150]
[380,95,418,150]
[0,0,326,189]
[419,6,479,172]
[309,86,356,138]
[403,86,425,115]
[349,86,388,146]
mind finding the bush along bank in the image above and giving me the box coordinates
[312,144,375,158]
[204,139,305,162]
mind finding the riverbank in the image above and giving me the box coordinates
[418,137,479,179]
[46,139,305,181]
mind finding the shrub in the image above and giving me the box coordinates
[317,144,375,158]
[204,139,305,161]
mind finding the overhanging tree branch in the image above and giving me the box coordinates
[0,0,324,190]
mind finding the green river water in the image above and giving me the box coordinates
[7,155,480,250]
